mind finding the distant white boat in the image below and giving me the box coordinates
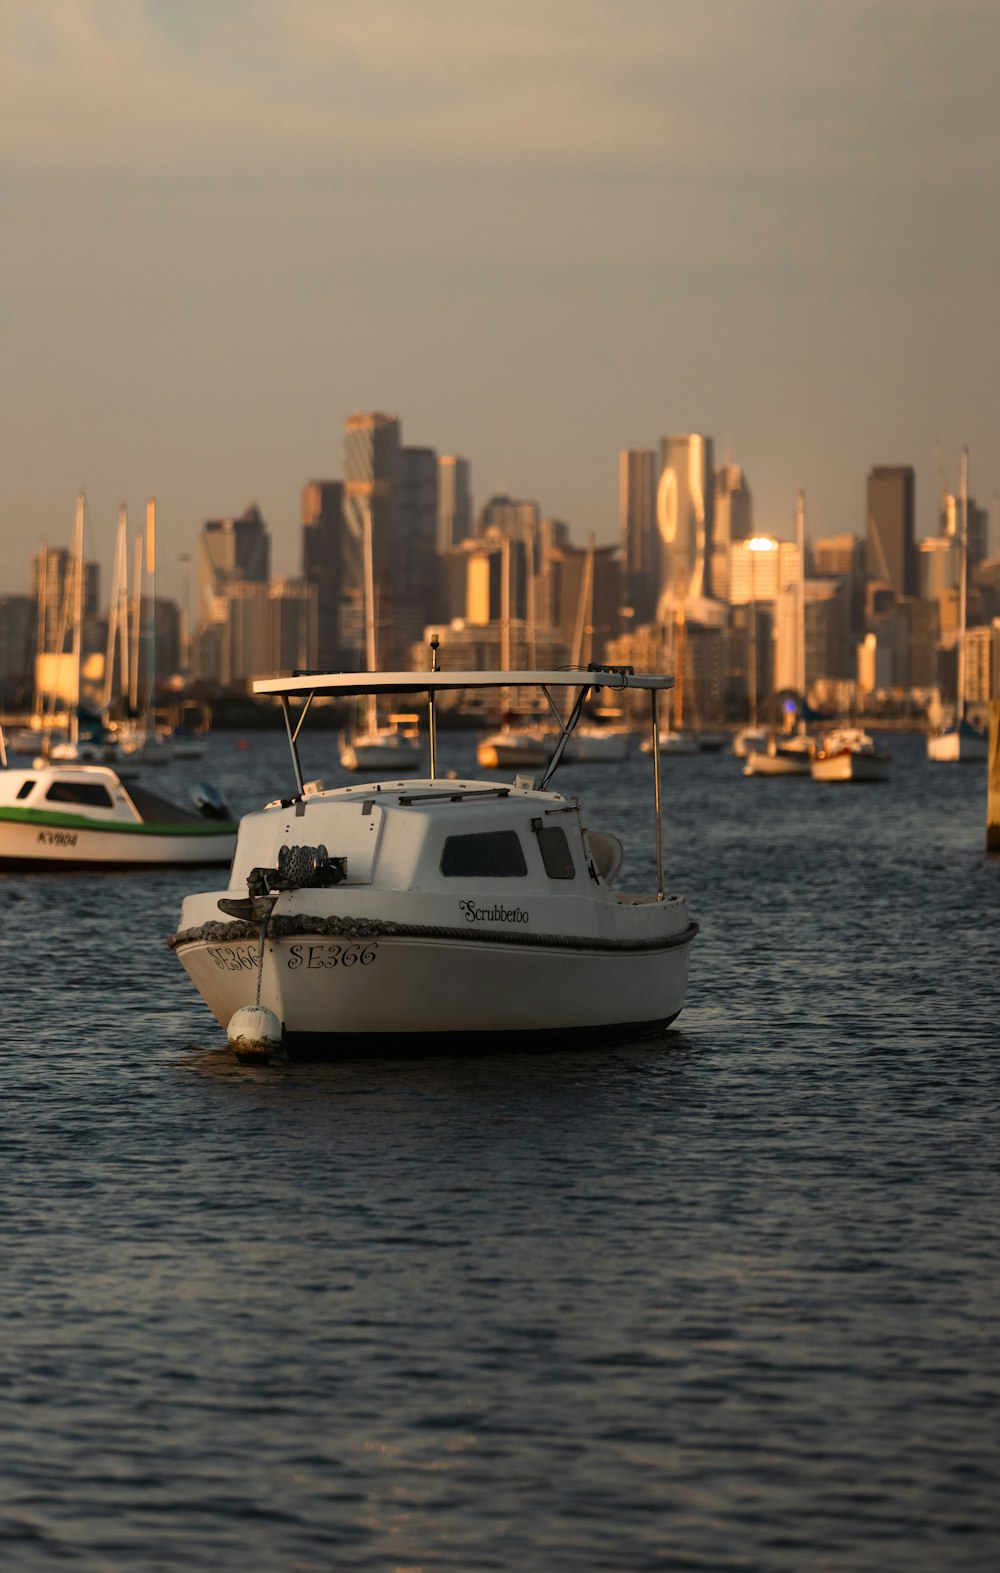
[927,716,988,764]
[562,723,631,764]
[743,733,813,777]
[640,729,700,757]
[476,725,551,770]
[731,726,767,758]
[341,713,422,773]
[811,727,890,783]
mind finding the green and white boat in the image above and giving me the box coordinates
[0,761,237,869]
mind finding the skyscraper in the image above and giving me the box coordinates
[656,434,714,614]
[196,504,270,631]
[438,456,472,553]
[397,446,441,637]
[193,504,271,685]
[619,449,657,623]
[301,481,344,671]
[712,465,753,604]
[866,466,916,598]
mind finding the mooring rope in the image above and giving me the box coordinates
[168,913,699,956]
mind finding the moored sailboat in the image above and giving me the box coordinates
[810,726,890,783]
[340,504,421,774]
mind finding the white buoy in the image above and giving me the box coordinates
[227,1005,282,1060]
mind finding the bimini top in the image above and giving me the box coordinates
[253,667,675,699]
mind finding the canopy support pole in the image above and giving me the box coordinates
[281,696,306,798]
[428,635,439,780]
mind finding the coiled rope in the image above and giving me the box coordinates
[168,914,699,955]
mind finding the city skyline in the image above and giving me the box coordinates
[3,1,999,605]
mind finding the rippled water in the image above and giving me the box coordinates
[2,730,998,1570]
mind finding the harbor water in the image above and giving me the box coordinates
[2,730,998,1571]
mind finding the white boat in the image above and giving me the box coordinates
[0,760,237,868]
[811,727,891,783]
[561,722,631,764]
[640,729,700,757]
[742,732,813,777]
[927,716,988,764]
[476,725,552,769]
[170,667,698,1059]
[340,713,422,773]
[928,447,988,764]
[731,726,767,758]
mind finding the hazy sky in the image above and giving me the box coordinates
[3,0,999,605]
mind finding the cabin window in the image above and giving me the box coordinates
[535,825,576,880]
[16,780,35,800]
[440,830,527,878]
[45,781,114,809]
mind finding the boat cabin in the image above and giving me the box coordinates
[231,779,624,897]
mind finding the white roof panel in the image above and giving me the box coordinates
[253,668,674,698]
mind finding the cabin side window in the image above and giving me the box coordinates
[44,781,115,809]
[440,830,528,878]
[16,780,35,800]
[534,825,576,880]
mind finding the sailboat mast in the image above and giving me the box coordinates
[129,532,143,715]
[69,493,85,745]
[795,489,806,699]
[363,501,378,734]
[500,535,511,724]
[102,505,126,711]
[957,446,968,724]
[146,499,156,728]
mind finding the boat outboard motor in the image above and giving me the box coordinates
[191,781,233,821]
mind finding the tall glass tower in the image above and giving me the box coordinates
[866,465,916,598]
[656,434,714,615]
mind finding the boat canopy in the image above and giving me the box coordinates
[253,668,675,699]
[255,666,675,900]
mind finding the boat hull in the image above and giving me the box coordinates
[476,738,550,768]
[0,815,235,867]
[173,923,696,1052]
[562,731,630,764]
[927,728,988,763]
[639,732,700,757]
[340,742,421,772]
[811,751,890,783]
[742,751,811,777]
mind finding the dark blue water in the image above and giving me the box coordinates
[2,731,998,1571]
